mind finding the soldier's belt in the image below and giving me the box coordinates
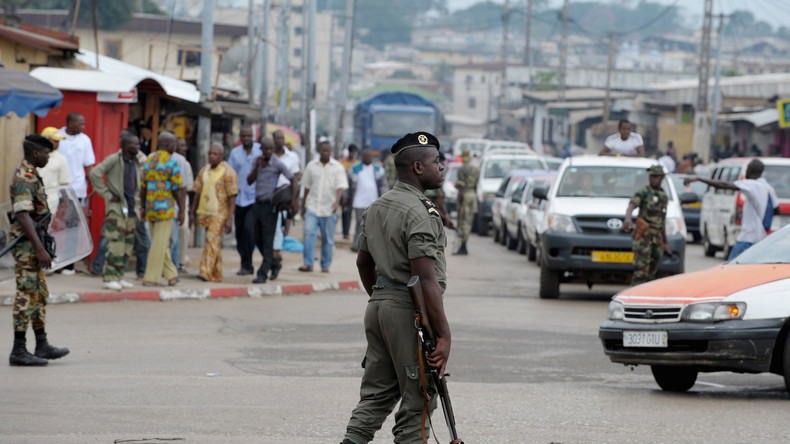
[373,275,408,291]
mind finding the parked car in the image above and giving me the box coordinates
[503,173,556,254]
[475,150,554,236]
[670,174,707,243]
[521,178,555,262]
[699,157,790,257]
[491,169,535,245]
[599,223,790,393]
[442,162,462,213]
[451,138,488,159]
[542,156,563,171]
[482,140,535,157]
[536,156,692,299]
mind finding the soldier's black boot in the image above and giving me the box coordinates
[453,242,468,255]
[33,328,69,360]
[9,331,48,366]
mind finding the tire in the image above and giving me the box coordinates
[500,225,508,246]
[723,229,732,260]
[651,365,698,392]
[702,227,716,257]
[527,240,537,262]
[539,262,560,299]
[507,229,518,250]
[517,229,527,255]
[493,225,500,243]
[691,231,702,243]
[477,211,489,236]
[782,331,790,394]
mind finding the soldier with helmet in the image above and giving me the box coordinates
[7,134,70,366]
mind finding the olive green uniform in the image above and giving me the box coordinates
[455,160,478,244]
[630,185,667,285]
[344,181,447,444]
[9,160,50,332]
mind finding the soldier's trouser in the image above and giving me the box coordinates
[632,229,663,285]
[12,242,47,332]
[197,215,224,282]
[457,190,477,244]
[345,293,437,444]
[143,219,177,283]
[103,213,137,282]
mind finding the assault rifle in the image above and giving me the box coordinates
[407,275,464,444]
[0,212,54,260]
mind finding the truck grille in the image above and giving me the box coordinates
[575,216,626,234]
[623,306,682,323]
[572,247,631,256]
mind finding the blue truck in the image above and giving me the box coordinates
[353,92,438,156]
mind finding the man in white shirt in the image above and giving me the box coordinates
[299,140,348,273]
[348,147,389,251]
[228,125,262,275]
[169,137,194,270]
[685,159,779,259]
[271,129,301,279]
[58,112,95,274]
[37,127,70,213]
[600,119,644,157]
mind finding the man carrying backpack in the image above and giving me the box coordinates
[685,159,779,260]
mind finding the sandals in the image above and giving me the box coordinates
[168,277,179,286]
[298,265,313,272]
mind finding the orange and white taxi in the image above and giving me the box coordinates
[599,224,790,393]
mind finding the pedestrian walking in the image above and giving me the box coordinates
[272,129,302,276]
[8,135,69,366]
[140,132,185,286]
[340,132,450,444]
[175,137,194,270]
[57,112,95,274]
[685,159,778,259]
[169,139,193,270]
[600,119,644,157]
[339,144,358,240]
[247,137,299,284]
[190,143,238,282]
[299,140,348,273]
[88,130,142,291]
[228,125,262,275]
[36,127,70,214]
[454,148,478,255]
[624,165,670,285]
[348,147,389,251]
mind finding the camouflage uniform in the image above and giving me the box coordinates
[630,185,667,285]
[455,160,479,245]
[9,160,50,332]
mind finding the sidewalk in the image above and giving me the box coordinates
[0,219,361,305]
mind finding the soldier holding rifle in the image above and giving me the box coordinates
[341,132,453,444]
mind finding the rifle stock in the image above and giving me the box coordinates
[407,275,464,444]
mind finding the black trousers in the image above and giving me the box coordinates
[253,201,278,279]
[234,204,256,272]
[342,205,353,237]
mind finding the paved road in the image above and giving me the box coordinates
[2,235,789,443]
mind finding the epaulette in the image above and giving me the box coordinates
[419,197,441,218]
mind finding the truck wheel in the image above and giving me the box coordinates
[500,225,508,246]
[517,229,527,254]
[539,263,560,299]
[493,225,500,243]
[651,365,697,392]
[527,240,537,262]
[507,229,518,250]
[782,331,790,394]
[702,226,716,257]
[477,212,489,236]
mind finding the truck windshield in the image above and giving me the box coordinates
[371,112,435,138]
[557,166,672,199]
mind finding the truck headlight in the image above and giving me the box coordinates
[608,300,624,320]
[547,213,576,233]
[665,217,686,237]
[681,302,746,322]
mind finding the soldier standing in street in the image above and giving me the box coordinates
[8,135,70,366]
[623,165,670,285]
[454,148,478,255]
[341,132,451,444]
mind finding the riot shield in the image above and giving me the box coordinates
[0,185,93,280]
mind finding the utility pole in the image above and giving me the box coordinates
[300,0,309,133]
[306,0,316,161]
[524,0,533,90]
[260,0,271,130]
[247,0,255,105]
[196,0,214,247]
[277,0,292,125]
[558,0,569,99]
[710,13,726,155]
[601,32,615,135]
[334,0,355,157]
[498,0,510,136]
[692,0,713,161]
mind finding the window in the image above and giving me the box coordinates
[177,49,201,67]
[292,69,302,78]
[468,97,476,109]
[104,40,122,59]
[292,5,303,13]
[294,48,302,58]
[294,26,303,36]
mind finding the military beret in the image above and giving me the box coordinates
[646,165,666,176]
[390,132,440,156]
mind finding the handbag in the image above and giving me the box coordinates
[272,184,293,213]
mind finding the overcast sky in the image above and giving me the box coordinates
[446,0,790,30]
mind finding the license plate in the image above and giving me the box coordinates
[591,251,633,263]
[623,331,668,348]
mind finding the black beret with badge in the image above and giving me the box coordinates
[646,165,666,176]
[390,132,440,156]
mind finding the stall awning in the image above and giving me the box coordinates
[0,68,62,117]
[724,108,779,128]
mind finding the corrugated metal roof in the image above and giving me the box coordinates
[0,22,78,53]
[30,67,139,94]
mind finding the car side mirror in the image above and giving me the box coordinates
[533,186,548,200]
[679,191,699,204]
[495,191,504,198]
